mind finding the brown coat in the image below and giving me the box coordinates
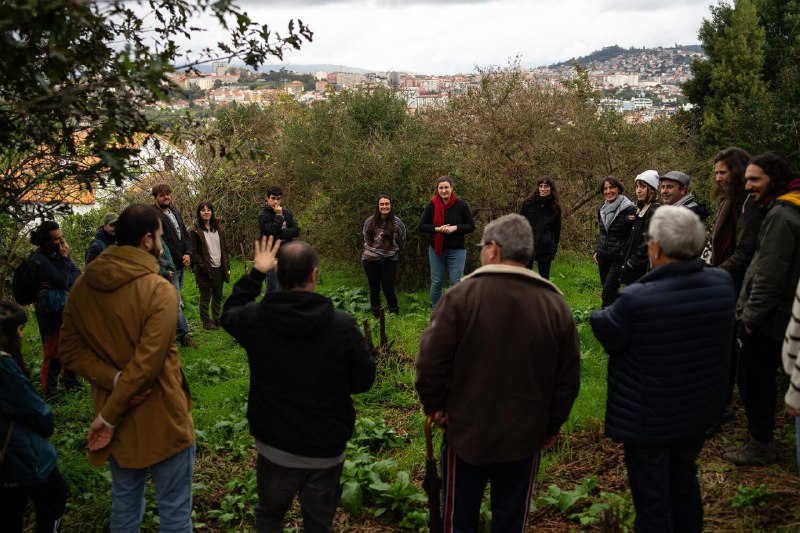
[416,264,580,465]
[189,222,230,286]
[60,245,194,468]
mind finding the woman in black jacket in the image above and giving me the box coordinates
[420,176,475,308]
[594,176,636,308]
[520,177,562,279]
[619,170,661,285]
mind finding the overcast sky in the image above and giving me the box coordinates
[190,0,713,74]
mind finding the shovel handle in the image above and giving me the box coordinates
[425,415,435,460]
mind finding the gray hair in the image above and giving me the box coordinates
[648,205,705,260]
[482,214,533,264]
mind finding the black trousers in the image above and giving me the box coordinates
[533,260,552,280]
[597,253,624,308]
[198,267,224,323]
[362,260,399,311]
[740,328,783,443]
[0,467,67,533]
[624,434,705,533]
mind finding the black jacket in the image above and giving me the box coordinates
[85,227,116,265]
[619,202,661,285]
[520,197,562,262]
[159,205,191,271]
[419,197,475,250]
[595,203,637,257]
[258,204,300,242]
[591,260,735,444]
[221,270,376,458]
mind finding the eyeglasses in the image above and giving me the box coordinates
[643,232,654,244]
[476,240,502,249]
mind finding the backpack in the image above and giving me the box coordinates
[12,257,38,306]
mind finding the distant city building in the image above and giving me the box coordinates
[212,61,227,77]
[285,80,305,95]
[605,74,639,87]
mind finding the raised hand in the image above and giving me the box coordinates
[253,236,281,274]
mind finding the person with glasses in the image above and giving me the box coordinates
[417,214,579,532]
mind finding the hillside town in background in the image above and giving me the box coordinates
[163,45,703,121]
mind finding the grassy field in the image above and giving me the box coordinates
[19,252,800,531]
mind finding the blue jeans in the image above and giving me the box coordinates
[109,443,195,533]
[171,270,189,338]
[263,270,281,296]
[428,247,467,308]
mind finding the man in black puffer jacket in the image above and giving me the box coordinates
[222,237,375,533]
[591,205,735,533]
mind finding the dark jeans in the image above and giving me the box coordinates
[362,260,399,311]
[597,253,624,308]
[440,438,539,533]
[533,260,552,280]
[198,267,224,323]
[0,467,67,533]
[623,433,705,533]
[740,328,783,443]
[255,454,343,533]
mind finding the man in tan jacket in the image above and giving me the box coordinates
[61,204,195,532]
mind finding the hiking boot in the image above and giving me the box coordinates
[179,335,198,348]
[202,321,217,331]
[371,307,382,319]
[721,437,777,466]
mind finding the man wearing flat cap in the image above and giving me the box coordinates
[660,171,710,221]
[85,212,118,264]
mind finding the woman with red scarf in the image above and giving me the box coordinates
[419,176,475,307]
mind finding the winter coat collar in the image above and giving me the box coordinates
[639,258,705,284]
[463,263,562,294]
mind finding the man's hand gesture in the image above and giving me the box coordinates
[88,415,114,451]
[253,236,281,274]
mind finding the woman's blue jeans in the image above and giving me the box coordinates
[428,246,467,308]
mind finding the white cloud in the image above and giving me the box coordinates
[192,0,711,74]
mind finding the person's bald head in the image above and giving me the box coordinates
[277,241,319,290]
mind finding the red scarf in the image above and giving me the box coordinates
[431,192,457,256]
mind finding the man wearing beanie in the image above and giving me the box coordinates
[660,171,710,221]
[85,212,118,265]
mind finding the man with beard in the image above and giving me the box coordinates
[61,204,196,532]
[152,184,195,347]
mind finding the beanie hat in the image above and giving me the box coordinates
[634,170,660,191]
[102,212,119,225]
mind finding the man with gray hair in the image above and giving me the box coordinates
[416,214,580,531]
[591,205,735,532]
[659,170,710,221]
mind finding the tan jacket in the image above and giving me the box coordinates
[61,245,194,468]
[416,264,580,465]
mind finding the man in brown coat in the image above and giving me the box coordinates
[61,204,195,532]
[416,213,580,533]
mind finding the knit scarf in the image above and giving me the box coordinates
[432,193,457,256]
[766,177,800,207]
[600,195,633,230]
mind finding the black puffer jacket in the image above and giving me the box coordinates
[520,197,562,262]
[595,200,637,257]
[591,260,735,444]
[619,202,661,284]
[221,270,376,458]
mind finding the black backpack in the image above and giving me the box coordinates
[12,257,38,306]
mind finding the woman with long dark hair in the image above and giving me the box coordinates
[0,301,67,532]
[189,202,230,330]
[362,195,406,316]
[593,176,636,308]
[519,177,562,279]
[619,170,661,285]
